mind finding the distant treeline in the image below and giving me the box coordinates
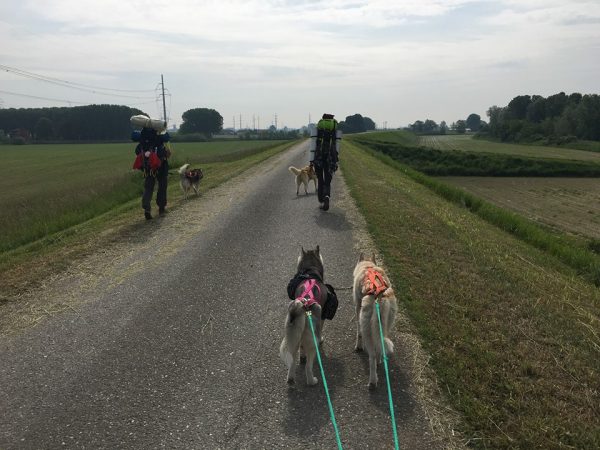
[353,139,600,177]
[486,92,600,143]
[0,105,145,143]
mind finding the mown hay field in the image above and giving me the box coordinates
[418,134,600,162]
[440,177,600,240]
[0,140,290,253]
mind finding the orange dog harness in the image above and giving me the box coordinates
[364,268,388,297]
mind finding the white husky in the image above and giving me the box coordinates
[353,253,398,388]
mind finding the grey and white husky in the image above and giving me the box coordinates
[178,163,203,199]
[353,253,398,388]
[280,246,328,386]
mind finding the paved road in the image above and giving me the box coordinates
[0,142,443,449]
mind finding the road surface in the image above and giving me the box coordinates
[0,142,456,449]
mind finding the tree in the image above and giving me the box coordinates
[440,121,448,135]
[179,108,223,136]
[423,119,438,133]
[455,120,467,134]
[343,114,367,133]
[34,117,53,140]
[466,113,481,131]
[363,116,376,131]
[507,95,532,120]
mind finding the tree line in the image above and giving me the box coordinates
[408,114,485,135]
[486,92,600,143]
[0,105,145,143]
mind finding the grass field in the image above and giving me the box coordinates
[418,134,600,162]
[439,177,600,240]
[0,140,290,253]
[341,141,600,448]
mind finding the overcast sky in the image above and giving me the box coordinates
[1,0,599,129]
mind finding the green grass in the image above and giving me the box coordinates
[0,140,292,253]
[358,132,600,162]
[341,141,600,448]
[352,139,600,177]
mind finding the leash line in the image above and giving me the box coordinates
[306,311,343,450]
[375,301,400,450]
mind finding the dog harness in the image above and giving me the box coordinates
[297,279,322,309]
[364,268,389,297]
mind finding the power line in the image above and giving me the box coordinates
[0,89,158,107]
[0,64,156,99]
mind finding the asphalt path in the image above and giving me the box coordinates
[0,142,445,449]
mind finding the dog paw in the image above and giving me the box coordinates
[354,345,363,352]
[299,355,306,364]
[368,382,377,390]
[287,378,295,385]
[308,377,319,386]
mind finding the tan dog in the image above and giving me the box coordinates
[288,165,317,195]
[353,253,398,388]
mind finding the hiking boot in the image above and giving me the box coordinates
[158,207,166,217]
[322,196,330,211]
[144,211,153,220]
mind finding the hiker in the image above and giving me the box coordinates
[132,127,171,220]
[310,113,341,211]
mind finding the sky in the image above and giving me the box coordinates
[1,0,599,130]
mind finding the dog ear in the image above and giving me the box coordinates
[358,252,364,262]
[301,246,305,256]
[316,245,320,255]
[371,253,377,264]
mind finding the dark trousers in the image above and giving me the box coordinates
[142,163,169,212]
[315,161,333,203]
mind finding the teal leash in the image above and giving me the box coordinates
[375,300,400,450]
[306,311,344,450]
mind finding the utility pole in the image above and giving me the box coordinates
[233,116,236,131]
[309,113,311,125]
[161,74,167,127]
[239,113,242,130]
[274,113,278,130]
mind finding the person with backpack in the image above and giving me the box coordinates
[309,113,341,211]
[132,126,171,220]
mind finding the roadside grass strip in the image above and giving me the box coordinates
[341,142,600,448]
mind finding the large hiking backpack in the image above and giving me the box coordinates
[315,119,339,171]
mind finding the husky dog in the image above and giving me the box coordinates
[353,253,398,388]
[280,246,328,386]
[178,163,204,199]
[288,165,317,196]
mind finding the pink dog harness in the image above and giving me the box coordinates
[297,279,322,309]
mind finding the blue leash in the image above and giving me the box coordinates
[306,311,344,450]
[375,300,400,450]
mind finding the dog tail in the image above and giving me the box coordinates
[178,163,190,174]
[288,166,301,176]
[279,300,306,366]
[375,298,395,357]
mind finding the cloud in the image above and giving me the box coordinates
[1,0,599,127]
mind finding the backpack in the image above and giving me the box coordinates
[315,119,339,171]
[132,127,163,173]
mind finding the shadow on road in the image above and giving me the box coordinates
[314,210,351,231]
[354,349,417,420]
[282,354,346,438]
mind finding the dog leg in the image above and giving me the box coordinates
[354,293,364,352]
[368,354,378,389]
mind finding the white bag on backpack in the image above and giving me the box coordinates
[130,115,166,131]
